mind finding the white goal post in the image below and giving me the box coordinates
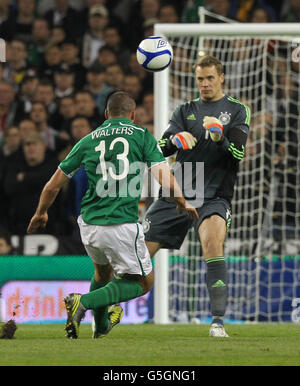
[153,23,300,324]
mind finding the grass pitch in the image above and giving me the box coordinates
[1,323,300,366]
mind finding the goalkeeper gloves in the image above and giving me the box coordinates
[203,116,223,142]
[171,131,197,150]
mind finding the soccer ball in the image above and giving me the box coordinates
[136,36,173,72]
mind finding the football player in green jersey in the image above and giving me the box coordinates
[144,55,251,337]
[27,91,198,339]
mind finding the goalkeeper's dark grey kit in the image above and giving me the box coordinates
[144,94,250,247]
[144,94,250,322]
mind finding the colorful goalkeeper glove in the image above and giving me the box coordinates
[171,131,197,150]
[203,116,223,142]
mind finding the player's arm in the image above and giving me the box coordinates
[27,168,68,234]
[203,107,250,162]
[218,126,248,162]
[150,162,199,220]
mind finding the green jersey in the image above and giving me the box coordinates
[59,117,165,225]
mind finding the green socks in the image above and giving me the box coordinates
[206,257,228,320]
[89,277,109,333]
[81,278,143,310]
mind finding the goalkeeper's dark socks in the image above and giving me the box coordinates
[80,278,143,310]
[89,276,109,333]
[205,256,228,318]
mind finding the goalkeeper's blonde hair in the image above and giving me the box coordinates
[193,55,223,75]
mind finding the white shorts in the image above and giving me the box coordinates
[77,215,152,277]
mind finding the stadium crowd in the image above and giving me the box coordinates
[0,0,298,248]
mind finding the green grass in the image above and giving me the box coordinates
[1,323,300,366]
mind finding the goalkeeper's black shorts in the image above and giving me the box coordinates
[143,197,231,250]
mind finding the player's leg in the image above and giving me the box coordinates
[195,198,231,337]
[91,262,114,335]
[198,214,229,337]
[144,197,193,253]
[65,222,154,338]
[145,240,163,258]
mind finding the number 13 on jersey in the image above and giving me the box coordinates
[95,137,130,181]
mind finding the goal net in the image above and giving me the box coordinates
[153,23,300,323]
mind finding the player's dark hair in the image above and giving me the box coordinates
[106,91,136,117]
[193,55,223,75]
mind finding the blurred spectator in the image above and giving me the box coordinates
[39,44,63,82]
[232,0,278,22]
[44,0,81,41]
[134,104,153,133]
[105,63,125,91]
[19,119,38,140]
[74,90,104,129]
[30,101,70,152]
[60,39,87,90]
[158,2,180,23]
[205,0,234,22]
[34,79,59,125]
[123,73,144,104]
[142,92,154,125]
[140,0,161,23]
[70,116,92,144]
[0,229,16,255]
[3,39,29,89]
[27,18,51,68]
[96,45,118,68]
[128,52,153,95]
[81,4,110,68]
[85,62,113,116]
[127,0,161,50]
[10,0,36,43]
[3,132,63,235]
[0,81,25,142]
[103,24,131,72]
[55,95,77,134]
[1,126,22,157]
[280,0,300,22]
[17,70,40,115]
[142,17,157,38]
[37,0,86,16]
[248,6,271,22]
[53,63,76,99]
[49,25,66,46]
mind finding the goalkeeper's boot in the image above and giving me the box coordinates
[209,319,229,338]
[92,305,123,339]
[64,293,86,339]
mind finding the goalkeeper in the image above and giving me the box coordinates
[144,55,250,337]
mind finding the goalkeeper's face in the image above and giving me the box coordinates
[195,65,224,102]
